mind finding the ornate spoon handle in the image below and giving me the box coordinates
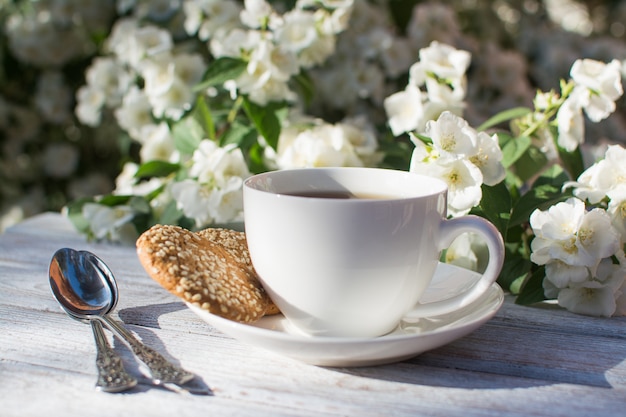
[100,315,195,385]
[90,320,138,392]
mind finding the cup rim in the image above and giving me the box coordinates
[244,167,448,200]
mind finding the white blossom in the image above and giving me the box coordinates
[86,58,134,107]
[296,32,336,69]
[409,140,483,217]
[75,86,106,126]
[556,94,585,152]
[335,116,382,167]
[170,176,247,227]
[405,112,505,216]
[445,233,479,271]
[409,41,471,85]
[189,141,251,185]
[531,197,626,316]
[470,132,506,186]
[170,180,215,226]
[183,0,242,41]
[423,77,466,110]
[82,203,136,242]
[105,18,140,62]
[569,58,623,122]
[423,111,476,156]
[384,85,423,136]
[272,118,378,169]
[567,145,626,204]
[554,59,623,152]
[114,163,164,197]
[166,140,251,226]
[274,9,319,53]
[384,42,470,137]
[240,0,277,29]
[172,53,207,86]
[125,25,173,68]
[5,12,89,67]
[234,38,299,105]
[139,123,179,163]
[557,282,618,317]
[250,39,300,83]
[207,176,246,223]
[114,87,154,141]
[210,28,258,59]
[607,185,626,243]
[141,52,205,120]
[544,260,590,288]
[530,198,620,268]
[556,258,625,317]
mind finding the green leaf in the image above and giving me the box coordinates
[477,182,511,239]
[509,165,571,227]
[516,266,547,305]
[500,134,531,168]
[158,200,184,225]
[513,144,548,183]
[556,143,585,180]
[293,71,315,107]
[476,107,532,132]
[247,142,270,174]
[220,120,256,148]
[134,161,180,180]
[411,133,432,144]
[194,95,215,140]
[194,57,247,92]
[533,163,571,186]
[242,98,283,150]
[498,251,532,293]
[64,198,94,234]
[98,194,132,206]
[128,196,151,214]
[172,117,204,155]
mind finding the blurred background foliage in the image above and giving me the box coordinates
[1,0,625,232]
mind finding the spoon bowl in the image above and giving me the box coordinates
[49,248,201,391]
[49,248,116,318]
[49,247,137,392]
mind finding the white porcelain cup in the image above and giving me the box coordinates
[243,167,504,338]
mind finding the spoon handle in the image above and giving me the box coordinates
[90,320,138,393]
[100,316,195,386]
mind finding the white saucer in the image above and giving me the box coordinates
[187,263,504,367]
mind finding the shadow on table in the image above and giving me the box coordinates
[114,301,190,362]
[110,302,212,395]
[117,301,187,329]
[115,302,624,392]
[332,323,624,390]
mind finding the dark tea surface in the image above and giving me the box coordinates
[280,190,394,199]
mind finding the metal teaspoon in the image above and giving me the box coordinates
[49,248,137,392]
[50,248,210,394]
[76,250,201,390]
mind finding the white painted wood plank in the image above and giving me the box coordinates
[1,213,625,417]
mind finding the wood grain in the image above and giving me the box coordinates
[1,213,624,417]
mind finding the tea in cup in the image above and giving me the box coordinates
[243,167,504,338]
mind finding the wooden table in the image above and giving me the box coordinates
[1,213,624,416]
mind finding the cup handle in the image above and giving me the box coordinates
[404,215,505,319]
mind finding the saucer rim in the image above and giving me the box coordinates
[186,262,504,344]
[187,283,503,343]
